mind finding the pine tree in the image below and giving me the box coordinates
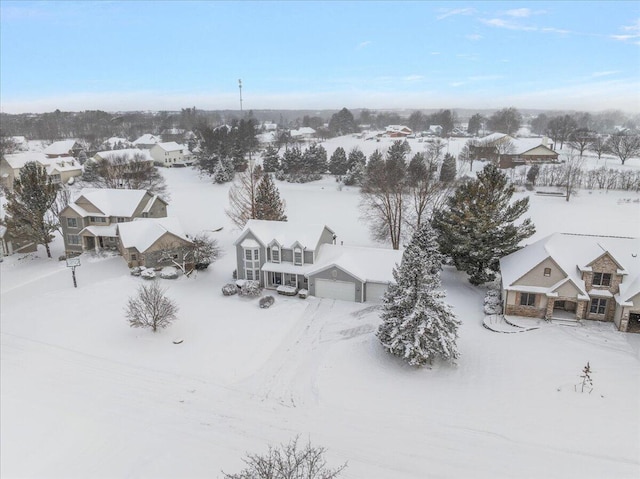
[281,146,303,175]
[255,173,287,222]
[347,147,366,171]
[377,222,460,366]
[5,162,59,258]
[328,147,348,175]
[365,149,383,177]
[303,143,328,174]
[432,163,535,285]
[262,145,281,173]
[439,153,457,183]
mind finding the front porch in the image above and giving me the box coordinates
[263,270,308,291]
[545,298,586,321]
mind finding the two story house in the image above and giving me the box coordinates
[149,142,193,167]
[59,188,168,256]
[235,220,402,302]
[500,233,640,333]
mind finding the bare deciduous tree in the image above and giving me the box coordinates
[82,153,168,199]
[222,436,346,479]
[125,281,178,332]
[566,129,596,158]
[226,163,263,229]
[561,151,584,202]
[604,133,640,165]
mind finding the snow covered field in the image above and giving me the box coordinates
[2,148,640,478]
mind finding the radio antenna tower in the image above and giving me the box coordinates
[238,79,243,112]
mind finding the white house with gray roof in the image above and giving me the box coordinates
[500,233,640,332]
[150,142,193,167]
[234,220,402,302]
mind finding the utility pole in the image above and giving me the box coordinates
[238,78,243,113]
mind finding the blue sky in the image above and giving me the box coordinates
[1,1,639,113]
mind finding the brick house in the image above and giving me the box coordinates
[499,233,640,332]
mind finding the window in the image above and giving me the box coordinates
[67,234,80,245]
[142,212,149,218]
[589,298,607,315]
[131,254,137,261]
[294,247,303,266]
[271,246,280,263]
[543,268,551,277]
[89,216,106,223]
[67,217,78,228]
[243,247,260,282]
[520,293,536,306]
[592,273,611,287]
[117,217,127,223]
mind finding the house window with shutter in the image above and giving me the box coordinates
[294,247,303,266]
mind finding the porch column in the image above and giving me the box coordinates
[545,297,554,320]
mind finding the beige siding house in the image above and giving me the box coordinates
[117,217,193,269]
[0,152,82,191]
[59,188,168,256]
[500,233,640,333]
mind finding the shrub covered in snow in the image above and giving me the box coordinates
[222,283,238,296]
[239,280,262,297]
[140,268,156,280]
[484,289,502,315]
[130,266,143,276]
[160,267,179,279]
[259,295,275,309]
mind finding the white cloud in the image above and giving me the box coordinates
[591,71,620,77]
[436,7,475,20]
[430,52,441,55]
[466,34,483,41]
[356,41,372,50]
[480,18,537,31]
[504,8,533,18]
[404,75,424,82]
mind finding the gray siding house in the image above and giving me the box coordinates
[234,220,402,302]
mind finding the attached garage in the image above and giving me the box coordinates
[365,282,389,302]
[315,278,356,302]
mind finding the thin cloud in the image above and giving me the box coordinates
[480,18,537,31]
[356,41,372,50]
[436,7,475,20]
[466,34,483,41]
[404,75,424,82]
[430,52,441,55]
[505,8,533,18]
[592,71,620,77]
[611,19,640,43]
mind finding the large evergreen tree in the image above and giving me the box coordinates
[328,107,357,136]
[432,163,535,285]
[4,162,59,258]
[255,173,287,222]
[328,147,348,175]
[262,144,281,173]
[377,223,460,367]
[439,153,457,183]
[303,143,328,174]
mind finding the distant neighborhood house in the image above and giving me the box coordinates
[471,133,559,168]
[385,125,413,137]
[150,142,193,167]
[0,151,82,191]
[132,134,161,149]
[500,233,640,333]
[235,220,402,302]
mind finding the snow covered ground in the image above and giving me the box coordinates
[2,146,640,478]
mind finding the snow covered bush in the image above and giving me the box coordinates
[239,280,262,297]
[222,283,238,296]
[130,266,142,276]
[160,267,179,280]
[483,289,502,315]
[259,295,275,309]
[140,268,156,280]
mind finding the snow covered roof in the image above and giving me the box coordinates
[511,137,555,155]
[43,140,77,156]
[79,224,118,237]
[290,127,316,137]
[2,151,50,169]
[74,188,150,217]
[306,244,403,283]
[480,133,511,144]
[236,220,334,250]
[153,142,187,152]
[500,233,640,303]
[46,160,82,174]
[132,134,161,146]
[102,137,130,148]
[94,149,154,163]
[117,217,191,253]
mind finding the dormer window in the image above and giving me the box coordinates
[593,273,611,287]
[294,247,303,266]
[271,246,280,263]
[543,268,551,277]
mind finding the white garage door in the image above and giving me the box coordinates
[366,282,389,302]
[315,279,356,302]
